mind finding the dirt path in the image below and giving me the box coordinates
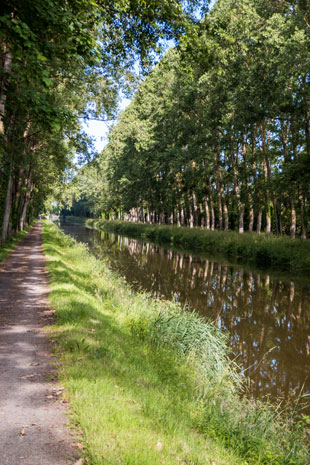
[0,223,80,465]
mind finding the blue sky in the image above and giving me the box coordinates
[82,0,217,154]
[81,97,130,154]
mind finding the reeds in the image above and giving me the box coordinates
[129,299,310,464]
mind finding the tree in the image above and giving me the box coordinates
[0,0,211,242]
[78,0,310,239]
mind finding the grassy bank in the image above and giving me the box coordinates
[42,220,309,465]
[0,224,33,263]
[60,216,89,225]
[87,219,310,273]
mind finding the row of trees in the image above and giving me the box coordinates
[0,0,209,243]
[72,0,310,239]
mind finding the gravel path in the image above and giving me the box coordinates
[0,223,81,465]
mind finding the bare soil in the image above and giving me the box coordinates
[0,223,81,465]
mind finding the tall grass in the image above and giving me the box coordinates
[138,306,310,464]
[43,220,310,465]
[86,219,310,273]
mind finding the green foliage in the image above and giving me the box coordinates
[0,0,210,241]
[72,0,310,240]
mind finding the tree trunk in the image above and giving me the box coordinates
[290,197,296,239]
[176,208,181,227]
[242,135,254,232]
[13,167,24,232]
[215,147,223,230]
[192,191,198,227]
[204,195,210,230]
[248,203,254,233]
[180,206,185,226]
[1,162,14,243]
[200,213,205,229]
[20,182,33,231]
[223,201,229,231]
[300,191,307,240]
[217,192,223,230]
[210,196,215,231]
[256,205,262,234]
[272,196,279,235]
[0,43,12,136]
[188,200,194,228]
[303,75,310,157]
[146,204,150,223]
[265,196,271,235]
[278,201,283,235]
[231,138,244,233]
[266,142,279,234]
[260,124,271,235]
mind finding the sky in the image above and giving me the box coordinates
[82,0,217,155]
[81,96,130,154]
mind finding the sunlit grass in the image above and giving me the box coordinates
[42,220,310,465]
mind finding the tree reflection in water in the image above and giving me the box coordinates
[60,222,310,405]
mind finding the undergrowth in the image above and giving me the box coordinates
[0,224,33,263]
[86,219,310,274]
[42,220,310,465]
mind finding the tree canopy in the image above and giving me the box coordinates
[0,0,210,242]
[70,0,310,239]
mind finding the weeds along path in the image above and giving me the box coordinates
[0,222,80,465]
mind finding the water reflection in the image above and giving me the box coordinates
[60,222,310,403]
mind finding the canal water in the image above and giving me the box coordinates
[59,221,310,405]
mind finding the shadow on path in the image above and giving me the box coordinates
[0,223,80,465]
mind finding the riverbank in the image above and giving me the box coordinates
[86,219,310,273]
[42,220,309,465]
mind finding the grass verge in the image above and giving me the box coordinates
[60,216,88,225]
[42,220,310,465]
[87,219,310,274]
[0,224,33,263]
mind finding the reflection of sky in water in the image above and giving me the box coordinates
[59,222,310,405]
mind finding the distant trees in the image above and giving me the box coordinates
[0,0,208,243]
[83,0,310,239]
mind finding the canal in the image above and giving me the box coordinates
[59,221,310,405]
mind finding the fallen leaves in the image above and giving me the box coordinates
[45,386,65,401]
[19,373,37,380]
[19,423,37,436]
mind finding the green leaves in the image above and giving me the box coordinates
[72,0,310,239]
[1,0,211,233]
